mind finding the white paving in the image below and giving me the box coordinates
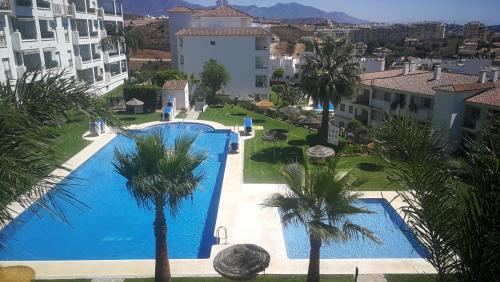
[0,120,437,279]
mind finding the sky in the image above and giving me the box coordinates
[190,0,500,25]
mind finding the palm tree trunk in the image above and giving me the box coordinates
[154,204,171,282]
[319,100,330,144]
[307,234,321,282]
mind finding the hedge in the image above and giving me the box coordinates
[123,84,160,112]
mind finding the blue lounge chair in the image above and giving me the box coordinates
[244,117,253,135]
[230,132,239,153]
[163,106,172,121]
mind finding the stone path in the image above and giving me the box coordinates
[357,274,387,282]
[185,110,200,120]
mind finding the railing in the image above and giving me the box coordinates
[97,8,104,18]
[95,75,103,81]
[92,52,100,60]
[41,31,55,40]
[46,61,59,69]
[0,0,11,10]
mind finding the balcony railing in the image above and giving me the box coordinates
[92,52,100,60]
[45,60,59,69]
[53,4,74,16]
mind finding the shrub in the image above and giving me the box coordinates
[123,84,160,112]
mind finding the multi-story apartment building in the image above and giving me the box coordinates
[0,0,127,94]
[408,22,446,40]
[463,21,488,42]
[335,63,499,149]
[168,2,271,99]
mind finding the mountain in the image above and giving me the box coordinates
[122,1,369,24]
[121,0,204,17]
[233,3,368,24]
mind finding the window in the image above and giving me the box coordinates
[384,92,391,101]
[179,38,183,47]
[340,104,345,111]
[255,57,268,69]
[348,106,353,113]
[67,50,73,67]
[210,40,216,46]
[339,121,345,128]
[363,89,370,97]
[179,55,184,65]
[2,58,12,80]
[255,75,267,88]
[354,108,358,115]
[43,48,59,68]
[422,98,432,109]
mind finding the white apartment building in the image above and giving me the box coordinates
[0,0,127,94]
[334,63,500,149]
[168,2,271,99]
[270,55,299,81]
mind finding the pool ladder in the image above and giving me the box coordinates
[216,226,228,245]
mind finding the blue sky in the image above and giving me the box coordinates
[190,0,500,25]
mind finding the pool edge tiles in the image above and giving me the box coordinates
[281,198,428,260]
[0,122,230,261]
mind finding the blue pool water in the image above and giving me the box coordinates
[316,102,335,112]
[0,123,229,261]
[282,199,427,259]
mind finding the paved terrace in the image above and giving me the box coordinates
[1,118,436,279]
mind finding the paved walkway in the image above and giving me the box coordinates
[184,110,200,120]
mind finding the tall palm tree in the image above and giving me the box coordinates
[263,153,381,282]
[113,132,206,282]
[103,26,144,78]
[301,38,361,143]
[0,70,121,230]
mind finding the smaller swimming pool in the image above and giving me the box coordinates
[315,102,335,112]
[282,198,427,259]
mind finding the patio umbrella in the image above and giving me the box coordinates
[237,95,254,102]
[213,244,270,281]
[299,116,321,134]
[126,98,144,114]
[255,99,274,110]
[280,106,301,118]
[216,88,231,97]
[262,129,288,161]
[307,145,335,163]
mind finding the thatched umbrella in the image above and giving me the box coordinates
[237,95,255,103]
[126,98,144,114]
[213,244,270,281]
[216,88,231,97]
[299,116,321,134]
[280,106,301,118]
[255,99,274,110]
[307,145,335,163]
[262,129,288,161]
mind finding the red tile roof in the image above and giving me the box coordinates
[195,5,251,18]
[362,70,478,96]
[433,81,496,92]
[176,27,270,37]
[167,6,194,13]
[466,83,500,108]
[163,80,188,90]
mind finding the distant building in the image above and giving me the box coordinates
[458,42,479,56]
[270,55,299,81]
[168,3,271,99]
[463,21,488,41]
[334,64,500,150]
[408,22,446,40]
[360,58,385,73]
[162,80,189,110]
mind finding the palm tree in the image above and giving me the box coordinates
[0,69,121,230]
[263,152,381,282]
[103,26,144,78]
[301,38,361,143]
[113,132,206,282]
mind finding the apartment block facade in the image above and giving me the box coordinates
[168,3,271,99]
[334,64,500,148]
[463,21,488,42]
[0,0,127,94]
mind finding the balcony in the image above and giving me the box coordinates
[354,95,370,107]
[370,98,391,112]
[0,0,11,12]
[97,8,104,18]
[53,4,75,17]
[0,35,7,47]
[36,0,50,9]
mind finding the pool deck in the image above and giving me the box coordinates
[0,119,436,279]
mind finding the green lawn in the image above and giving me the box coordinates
[385,274,437,282]
[199,106,392,190]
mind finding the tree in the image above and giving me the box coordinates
[374,115,460,282]
[283,85,304,107]
[152,69,185,87]
[273,68,285,80]
[103,26,144,78]
[114,132,206,282]
[301,39,361,143]
[199,59,230,105]
[263,152,381,282]
[0,70,121,229]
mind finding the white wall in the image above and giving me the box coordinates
[179,35,270,98]
[169,12,193,69]
[162,86,189,110]
[192,17,251,28]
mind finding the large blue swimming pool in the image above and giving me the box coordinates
[282,199,427,259]
[0,123,229,261]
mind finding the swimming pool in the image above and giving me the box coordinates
[0,123,229,261]
[282,199,427,259]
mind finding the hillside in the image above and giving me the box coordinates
[122,1,369,24]
[271,25,314,43]
[126,18,169,51]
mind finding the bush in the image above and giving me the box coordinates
[123,84,160,112]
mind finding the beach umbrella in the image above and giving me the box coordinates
[262,129,288,161]
[299,116,321,134]
[213,244,270,281]
[307,145,335,163]
[255,99,274,110]
[237,95,255,102]
[280,106,301,117]
[126,98,144,114]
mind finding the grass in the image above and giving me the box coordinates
[176,111,188,119]
[102,84,124,98]
[385,274,437,282]
[199,106,392,189]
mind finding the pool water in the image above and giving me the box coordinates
[282,199,427,259]
[0,123,229,261]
